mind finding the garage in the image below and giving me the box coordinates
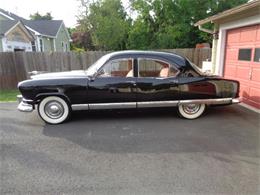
[224,24,260,108]
[195,0,260,110]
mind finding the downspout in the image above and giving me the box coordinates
[198,24,219,74]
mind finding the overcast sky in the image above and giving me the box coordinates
[0,0,87,27]
[0,0,132,27]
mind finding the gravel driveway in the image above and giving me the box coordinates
[0,103,259,194]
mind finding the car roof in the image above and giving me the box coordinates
[108,50,188,67]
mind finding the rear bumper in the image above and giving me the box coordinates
[232,98,240,104]
[17,95,34,112]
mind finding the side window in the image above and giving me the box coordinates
[138,58,179,78]
[98,59,133,77]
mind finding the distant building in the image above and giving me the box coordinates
[0,8,71,52]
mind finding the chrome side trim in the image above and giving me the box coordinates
[71,104,89,111]
[89,102,136,110]
[179,98,233,105]
[137,101,178,108]
[71,98,239,111]
[18,102,33,112]
[72,102,136,110]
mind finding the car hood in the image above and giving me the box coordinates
[30,70,87,79]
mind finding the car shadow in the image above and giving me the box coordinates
[42,106,259,156]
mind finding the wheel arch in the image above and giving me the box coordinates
[35,93,71,105]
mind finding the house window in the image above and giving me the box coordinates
[238,48,252,61]
[65,43,68,51]
[254,48,260,63]
[39,39,43,52]
[31,41,36,51]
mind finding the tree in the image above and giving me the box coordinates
[29,12,53,20]
[128,0,248,49]
[76,0,248,50]
[78,0,131,50]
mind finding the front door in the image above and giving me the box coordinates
[135,58,179,106]
[87,58,136,107]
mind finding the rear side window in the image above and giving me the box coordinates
[238,48,252,61]
[138,58,179,78]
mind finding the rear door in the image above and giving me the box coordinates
[135,57,180,105]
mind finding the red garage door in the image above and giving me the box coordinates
[224,24,260,109]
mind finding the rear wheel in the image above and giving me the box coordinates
[38,96,70,124]
[178,103,206,119]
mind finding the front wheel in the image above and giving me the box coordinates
[38,96,71,124]
[178,103,206,119]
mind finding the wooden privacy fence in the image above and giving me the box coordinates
[0,48,211,89]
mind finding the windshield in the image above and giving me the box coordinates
[85,53,112,76]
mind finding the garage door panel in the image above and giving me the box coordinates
[236,67,250,80]
[249,87,260,103]
[224,24,260,109]
[224,65,236,77]
[240,26,257,42]
[226,31,240,43]
[243,99,260,109]
[239,84,250,99]
[256,25,260,41]
[251,68,260,82]
[225,48,238,60]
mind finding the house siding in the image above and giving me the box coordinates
[55,24,70,51]
[0,38,3,51]
[42,37,53,52]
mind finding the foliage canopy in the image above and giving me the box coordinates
[72,0,247,51]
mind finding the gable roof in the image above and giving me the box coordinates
[0,8,66,38]
[0,20,18,35]
[0,20,34,41]
[23,20,63,37]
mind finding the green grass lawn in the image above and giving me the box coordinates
[0,90,20,102]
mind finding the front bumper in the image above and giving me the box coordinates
[17,95,34,112]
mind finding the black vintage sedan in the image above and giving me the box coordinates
[17,51,240,124]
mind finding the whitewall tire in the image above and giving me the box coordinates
[38,96,70,124]
[178,103,206,119]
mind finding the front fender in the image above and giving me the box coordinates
[35,93,71,105]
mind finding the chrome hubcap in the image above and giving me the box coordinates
[44,101,64,119]
[182,104,200,115]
